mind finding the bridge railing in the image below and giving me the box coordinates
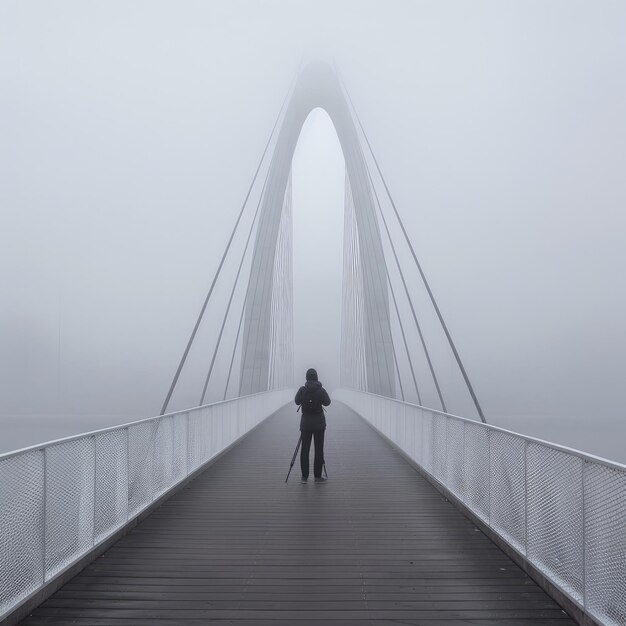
[0,389,292,621]
[336,389,626,626]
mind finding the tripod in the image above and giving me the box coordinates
[285,434,302,483]
[285,434,328,483]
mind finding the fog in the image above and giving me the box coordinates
[1,1,626,461]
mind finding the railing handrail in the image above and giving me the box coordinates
[352,390,626,474]
[0,389,290,462]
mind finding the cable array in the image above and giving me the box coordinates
[342,131,396,398]
[338,73,487,423]
[340,172,367,390]
[160,74,297,414]
[268,171,294,390]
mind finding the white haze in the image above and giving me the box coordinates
[1,1,626,462]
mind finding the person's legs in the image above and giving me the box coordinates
[300,430,313,479]
[313,429,325,478]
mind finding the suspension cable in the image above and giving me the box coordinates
[345,141,395,395]
[381,238,423,405]
[159,77,295,415]
[341,171,365,390]
[198,163,271,405]
[347,161,405,399]
[340,77,487,423]
[390,333,405,401]
[368,168,445,412]
[223,288,247,401]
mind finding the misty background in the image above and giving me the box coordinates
[1,1,625,461]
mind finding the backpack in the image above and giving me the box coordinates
[301,386,323,414]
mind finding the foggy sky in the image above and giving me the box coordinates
[1,1,626,459]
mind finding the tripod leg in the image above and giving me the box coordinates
[285,435,302,483]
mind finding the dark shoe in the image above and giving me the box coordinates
[314,476,327,483]
[300,477,308,484]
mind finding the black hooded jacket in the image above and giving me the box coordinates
[295,380,331,431]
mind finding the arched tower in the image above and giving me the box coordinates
[239,62,395,397]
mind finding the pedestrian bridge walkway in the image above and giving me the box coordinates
[5,62,625,626]
[18,402,573,626]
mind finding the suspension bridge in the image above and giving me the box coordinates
[1,62,625,626]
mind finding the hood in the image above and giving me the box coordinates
[305,367,318,381]
[304,380,322,391]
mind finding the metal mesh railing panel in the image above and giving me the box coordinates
[463,422,489,522]
[391,400,401,444]
[231,401,241,441]
[201,407,213,462]
[128,422,156,516]
[94,429,128,543]
[153,417,175,500]
[223,403,233,448]
[585,462,626,625]
[405,405,417,461]
[421,412,434,474]
[432,416,447,482]
[172,413,188,482]
[445,418,464,498]
[0,451,44,614]
[186,411,201,471]
[490,429,526,552]
[44,439,95,578]
[527,442,584,602]
[188,410,208,471]
[413,409,424,466]
[386,399,397,442]
[210,405,223,458]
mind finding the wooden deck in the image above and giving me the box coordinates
[21,402,575,625]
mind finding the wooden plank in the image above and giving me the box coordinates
[20,403,576,624]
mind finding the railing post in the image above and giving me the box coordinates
[125,426,130,521]
[443,415,449,487]
[582,459,587,610]
[91,435,97,547]
[524,439,529,558]
[420,407,424,467]
[150,420,158,502]
[41,448,47,583]
[487,428,492,526]
[185,412,190,477]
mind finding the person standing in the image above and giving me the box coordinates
[294,368,331,483]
